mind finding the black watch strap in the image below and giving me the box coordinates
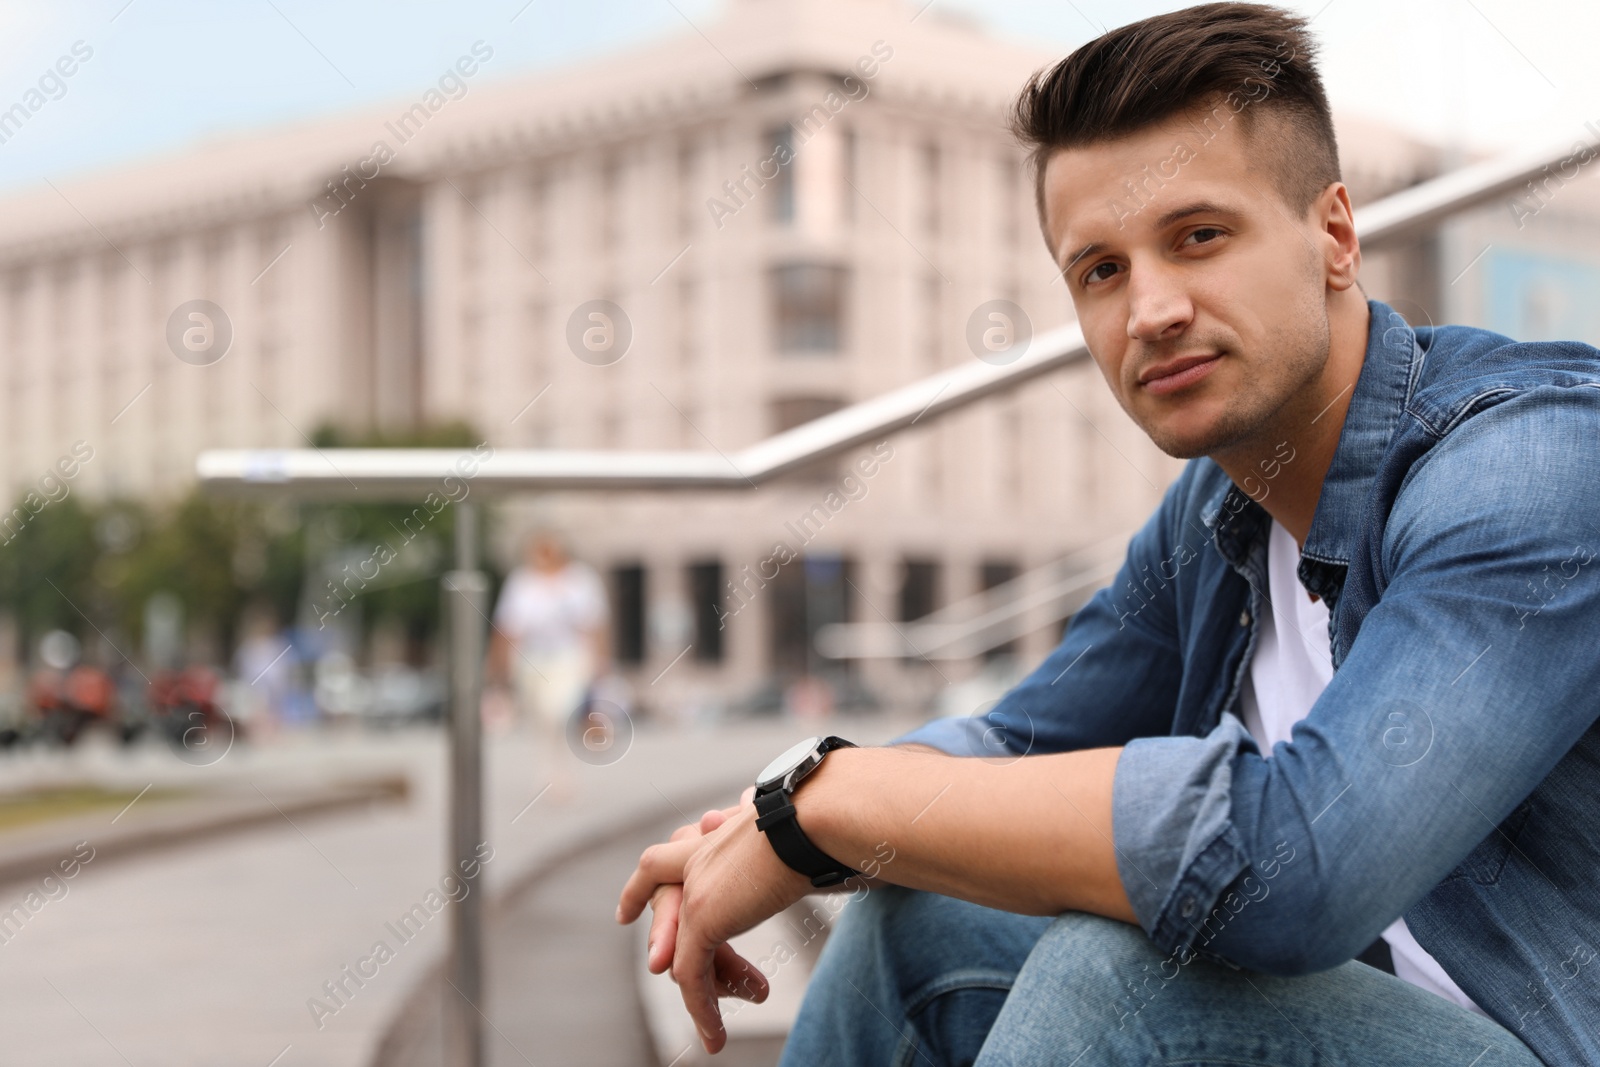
[754,788,859,888]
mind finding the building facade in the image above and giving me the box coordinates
[0,0,1592,714]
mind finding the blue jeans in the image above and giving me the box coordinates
[779,885,1544,1066]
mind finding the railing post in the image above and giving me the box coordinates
[444,501,488,1067]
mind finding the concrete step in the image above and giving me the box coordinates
[370,714,924,1066]
[375,816,674,1067]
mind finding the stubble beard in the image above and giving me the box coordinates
[1136,302,1331,462]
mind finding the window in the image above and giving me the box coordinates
[841,127,857,225]
[676,140,697,241]
[599,155,621,253]
[769,553,854,675]
[460,304,485,415]
[677,276,698,370]
[675,400,700,450]
[770,262,848,354]
[764,125,795,224]
[526,171,547,262]
[611,563,647,665]
[999,154,1021,249]
[458,187,483,272]
[980,559,1021,661]
[899,559,940,622]
[521,298,548,443]
[688,560,725,663]
[1000,398,1023,505]
[921,272,943,369]
[900,558,941,664]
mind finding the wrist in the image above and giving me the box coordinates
[790,744,864,875]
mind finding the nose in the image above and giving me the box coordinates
[1124,257,1193,344]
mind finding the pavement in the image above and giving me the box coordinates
[0,773,408,891]
[0,710,927,1067]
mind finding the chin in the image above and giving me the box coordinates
[1140,411,1254,461]
[1148,434,1214,461]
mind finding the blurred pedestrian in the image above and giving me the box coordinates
[233,605,297,736]
[488,529,609,801]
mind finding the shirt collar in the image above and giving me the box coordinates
[1207,298,1418,602]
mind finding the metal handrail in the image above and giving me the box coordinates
[197,322,1090,497]
[197,133,1583,496]
[1352,134,1589,248]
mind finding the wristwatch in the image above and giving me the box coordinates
[752,735,859,888]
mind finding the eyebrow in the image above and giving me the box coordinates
[1057,200,1245,278]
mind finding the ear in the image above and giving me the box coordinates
[1316,182,1361,291]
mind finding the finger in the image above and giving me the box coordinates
[740,785,755,807]
[669,821,701,843]
[672,936,726,1055]
[712,942,769,1003]
[699,808,728,834]
[617,838,697,924]
[646,884,681,974]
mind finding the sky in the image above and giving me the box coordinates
[0,0,1594,195]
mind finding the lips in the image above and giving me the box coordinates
[1138,352,1222,395]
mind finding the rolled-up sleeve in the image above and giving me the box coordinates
[886,711,998,756]
[1112,388,1600,975]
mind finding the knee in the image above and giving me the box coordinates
[971,915,1173,1065]
[1009,912,1176,1022]
[822,886,1055,991]
[1034,912,1160,982]
[840,884,1038,961]
[817,886,1021,971]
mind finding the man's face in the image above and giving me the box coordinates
[1042,106,1336,459]
[528,536,564,571]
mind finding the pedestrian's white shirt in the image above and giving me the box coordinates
[1236,519,1484,1016]
[492,562,607,658]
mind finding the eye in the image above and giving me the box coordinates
[1083,261,1121,286]
[1182,226,1226,247]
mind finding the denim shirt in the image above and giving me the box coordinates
[892,299,1600,1064]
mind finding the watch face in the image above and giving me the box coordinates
[756,736,821,790]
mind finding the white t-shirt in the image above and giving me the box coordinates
[492,562,608,658]
[1236,519,1484,1016]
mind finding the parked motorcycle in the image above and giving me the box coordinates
[146,666,237,764]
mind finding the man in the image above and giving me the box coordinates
[488,529,609,799]
[617,4,1600,1063]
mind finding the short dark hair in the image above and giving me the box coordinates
[1012,3,1341,249]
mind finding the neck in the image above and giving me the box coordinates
[1213,290,1370,547]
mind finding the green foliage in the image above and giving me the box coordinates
[0,421,492,665]
[111,494,293,653]
[310,420,480,450]
[0,495,101,647]
[301,420,493,640]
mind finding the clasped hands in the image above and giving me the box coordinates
[616,784,818,1056]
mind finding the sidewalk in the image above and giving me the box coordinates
[0,711,926,1067]
[0,772,407,891]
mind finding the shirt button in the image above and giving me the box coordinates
[1239,610,1251,627]
[1180,896,1197,918]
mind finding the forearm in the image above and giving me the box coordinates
[794,744,1135,921]
[486,632,509,682]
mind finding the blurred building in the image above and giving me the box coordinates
[0,0,1593,712]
